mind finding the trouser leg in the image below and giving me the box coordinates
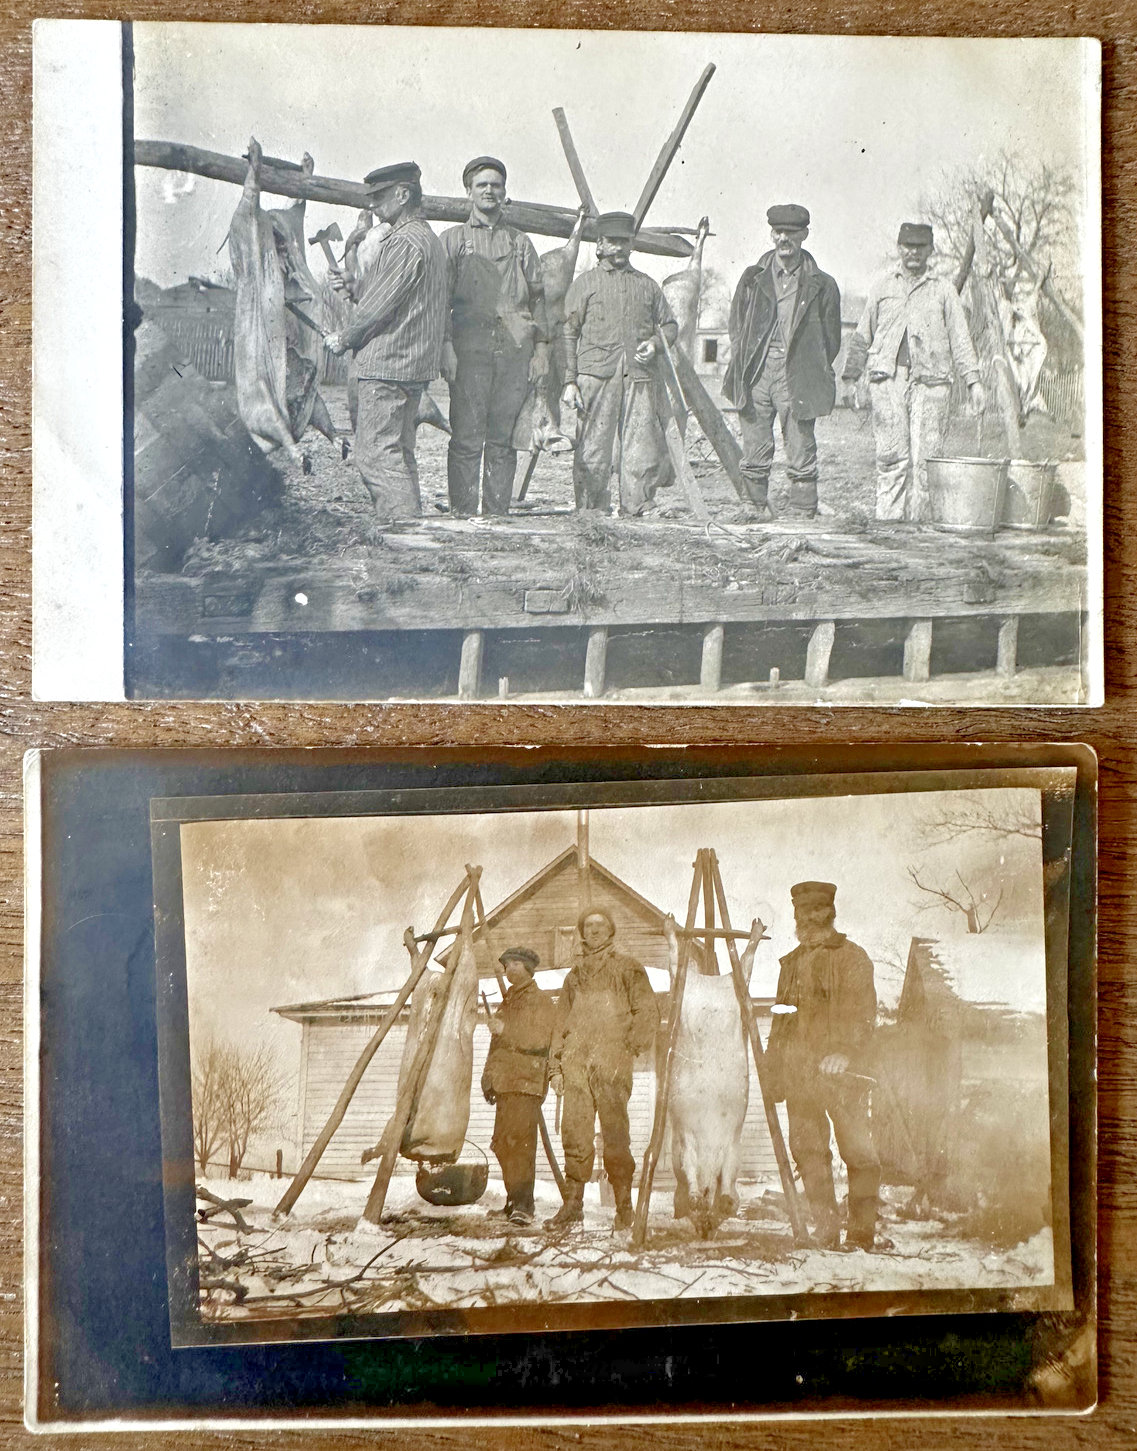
[618,378,670,515]
[481,341,532,515]
[907,381,952,522]
[593,1068,635,1190]
[491,1093,541,1217]
[869,373,912,521]
[574,373,621,511]
[447,350,492,516]
[779,407,819,515]
[559,1067,599,1181]
[354,379,423,518]
[786,1089,841,1242]
[738,375,778,510]
[828,1086,881,1242]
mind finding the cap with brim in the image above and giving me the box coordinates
[898,222,934,247]
[790,881,837,904]
[767,203,810,229]
[364,161,421,194]
[499,946,540,971]
[595,211,637,239]
[463,155,507,187]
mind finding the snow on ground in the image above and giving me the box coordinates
[195,1172,1055,1324]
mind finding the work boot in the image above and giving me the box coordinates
[544,1178,585,1230]
[844,1196,881,1253]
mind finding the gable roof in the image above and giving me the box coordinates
[899,934,1047,1024]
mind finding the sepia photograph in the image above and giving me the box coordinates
[151,772,1076,1347]
[33,22,1102,702]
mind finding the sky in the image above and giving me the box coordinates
[131,26,1095,300]
[180,785,1047,1093]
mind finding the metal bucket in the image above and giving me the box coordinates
[414,1142,489,1207]
[926,457,1009,534]
[1001,460,1058,530]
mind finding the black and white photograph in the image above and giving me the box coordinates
[33,23,1102,702]
[151,772,1075,1348]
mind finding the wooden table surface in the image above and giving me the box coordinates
[1,1,1133,1446]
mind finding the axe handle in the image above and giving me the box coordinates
[314,238,339,269]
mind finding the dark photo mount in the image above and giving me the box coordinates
[26,744,1096,1428]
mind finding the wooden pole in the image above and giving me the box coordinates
[700,624,725,692]
[133,140,694,258]
[700,850,716,975]
[707,850,811,1246]
[631,65,717,232]
[631,856,704,1247]
[274,870,473,1216]
[552,109,598,217]
[953,190,995,294]
[657,334,709,520]
[361,870,481,1224]
[583,627,608,698]
[668,344,749,504]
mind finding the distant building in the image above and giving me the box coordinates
[273,846,783,1193]
[693,325,730,383]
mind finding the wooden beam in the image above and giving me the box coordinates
[954,189,995,294]
[987,209,1085,341]
[552,109,598,216]
[631,64,716,232]
[700,623,725,691]
[996,614,1020,678]
[804,621,836,688]
[133,140,693,258]
[458,629,484,699]
[970,196,1024,457]
[668,344,749,503]
[903,619,934,682]
[583,627,608,698]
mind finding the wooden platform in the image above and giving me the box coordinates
[133,514,1090,702]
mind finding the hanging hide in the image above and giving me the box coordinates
[662,216,710,361]
[399,936,480,1164]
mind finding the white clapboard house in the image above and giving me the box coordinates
[273,846,782,1192]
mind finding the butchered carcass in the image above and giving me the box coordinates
[662,216,710,362]
[539,207,587,420]
[398,936,480,1164]
[998,267,1051,423]
[666,916,764,1237]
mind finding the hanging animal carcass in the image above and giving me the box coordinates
[998,267,1051,424]
[668,920,763,1237]
[663,216,710,361]
[398,936,480,1165]
[228,138,336,465]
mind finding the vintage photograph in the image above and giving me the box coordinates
[121,25,1101,703]
[153,774,1075,1346]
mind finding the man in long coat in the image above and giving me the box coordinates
[480,946,557,1227]
[724,204,842,519]
[764,881,882,1252]
[545,907,660,1230]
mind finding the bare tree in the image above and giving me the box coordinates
[908,866,1004,934]
[697,265,733,331]
[191,1039,228,1175]
[915,793,1043,850]
[191,1036,288,1178]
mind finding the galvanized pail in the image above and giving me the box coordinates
[1001,460,1058,530]
[414,1141,489,1207]
[926,456,1010,534]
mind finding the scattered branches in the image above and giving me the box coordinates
[908,866,1004,934]
[915,793,1043,849]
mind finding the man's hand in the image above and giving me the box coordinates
[488,1016,505,1036]
[820,1053,851,1077]
[440,341,458,384]
[549,1069,564,1097]
[634,337,659,365]
[323,332,348,357]
[840,379,861,410]
[481,1080,496,1105]
[967,380,987,415]
[529,343,550,382]
[327,265,351,297]
[662,913,679,953]
[561,382,584,415]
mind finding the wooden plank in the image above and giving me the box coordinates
[700,623,725,691]
[584,626,608,698]
[804,621,836,687]
[903,619,934,682]
[133,140,693,257]
[458,629,484,698]
[552,108,598,216]
[668,344,749,502]
[660,412,710,521]
[997,615,1020,677]
[631,64,717,232]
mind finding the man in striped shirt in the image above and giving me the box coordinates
[325,162,448,519]
[440,156,550,516]
[561,211,678,515]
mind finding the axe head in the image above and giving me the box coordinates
[309,222,344,246]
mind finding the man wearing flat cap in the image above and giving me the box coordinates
[325,162,448,519]
[439,158,551,516]
[480,947,556,1227]
[764,881,882,1252]
[545,907,660,1231]
[724,204,843,520]
[561,212,679,515]
[843,223,985,521]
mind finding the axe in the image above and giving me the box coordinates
[309,221,344,270]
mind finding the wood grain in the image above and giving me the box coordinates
[1,3,1135,1446]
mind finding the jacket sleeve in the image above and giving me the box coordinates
[835,944,877,1060]
[549,975,576,1072]
[340,232,424,353]
[727,270,752,350]
[943,284,982,385]
[625,963,661,1058]
[561,276,588,383]
[820,275,843,365]
[841,289,877,381]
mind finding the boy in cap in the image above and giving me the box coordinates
[545,907,660,1230]
[324,162,448,520]
[560,212,679,515]
[440,157,551,516]
[763,881,883,1252]
[480,946,556,1227]
[843,222,986,521]
[724,204,843,520]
